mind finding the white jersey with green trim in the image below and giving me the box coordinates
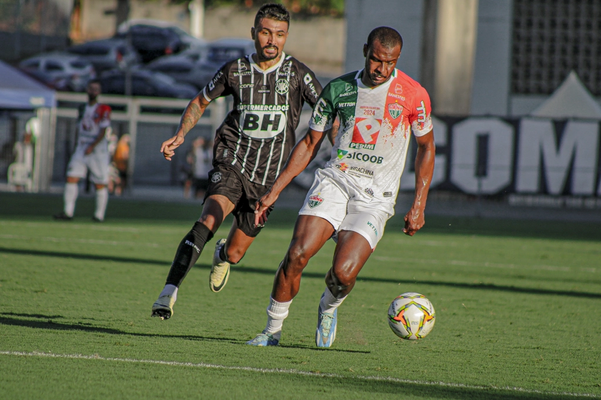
[309,69,433,208]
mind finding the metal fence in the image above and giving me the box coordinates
[53,92,226,188]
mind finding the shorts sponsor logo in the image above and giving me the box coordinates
[308,194,324,208]
[367,221,378,236]
[335,162,348,172]
[345,152,384,164]
[351,116,381,150]
[275,79,289,95]
[364,187,374,197]
[211,172,222,183]
[388,103,403,119]
[383,191,393,197]
[240,110,287,139]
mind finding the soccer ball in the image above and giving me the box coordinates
[387,292,436,340]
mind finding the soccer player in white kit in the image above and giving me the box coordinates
[248,26,436,347]
[54,79,112,222]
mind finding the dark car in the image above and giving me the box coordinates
[144,46,209,90]
[114,20,205,63]
[67,38,140,74]
[98,69,198,98]
[194,38,255,87]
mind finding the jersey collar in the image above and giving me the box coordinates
[356,68,398,90]
[250,52,287,74]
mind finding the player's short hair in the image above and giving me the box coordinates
[254,3,290,28]
[367,26,403,50]
[87,78,102,88]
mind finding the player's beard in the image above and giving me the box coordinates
[259,45,280,61]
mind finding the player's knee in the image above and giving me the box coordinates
[224,246,245,264]
[286,242,311,271]
[328,267,356,290]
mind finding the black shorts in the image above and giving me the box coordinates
[206,164,273,237]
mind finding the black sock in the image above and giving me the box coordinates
[166,222,214,287]
[219,242,227,263]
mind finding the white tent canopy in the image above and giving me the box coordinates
[0,60,56,109]
[530,70,601,119]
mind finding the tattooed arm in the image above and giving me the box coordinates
[403,130,435,236]
[160,94,211,161]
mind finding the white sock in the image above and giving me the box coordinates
[319,287,347,314]
[264,297,292,340]
[64,182,78,217]
[159,284,178,301]
[94,187,109,220]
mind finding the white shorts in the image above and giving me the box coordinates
[298,168,393,249]
[66,145,110,184]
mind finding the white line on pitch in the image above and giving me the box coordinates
[372,255,598,273]
[0,351,598,398]
[0,234,160,248]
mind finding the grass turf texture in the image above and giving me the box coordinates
[1,192,600,399]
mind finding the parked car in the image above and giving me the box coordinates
[115,20,206,63]
[18,67,70,91]
[193,38,256,88]
[144,46,209,90]
[66,38,140,74]
[18,52,96,92]
[98,69,198,98]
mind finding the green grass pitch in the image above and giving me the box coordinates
[1,192,600,399]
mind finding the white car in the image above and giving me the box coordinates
[19,52,96,92]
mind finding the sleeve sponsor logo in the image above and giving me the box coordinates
[311,98,328,125]
[303,73,312,84]
[417,100,427,123]
[240,110,287,139]
[350,116,381,150]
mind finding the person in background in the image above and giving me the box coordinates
[112,133,130,196]
[54,79,112,222]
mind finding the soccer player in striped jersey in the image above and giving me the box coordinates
[151,3,325,320]
[248,26,436,347]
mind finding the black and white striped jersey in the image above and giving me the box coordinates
[202,53,322,186]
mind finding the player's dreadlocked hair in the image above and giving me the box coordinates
[254,3,290,27]
[367,26,403,50]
